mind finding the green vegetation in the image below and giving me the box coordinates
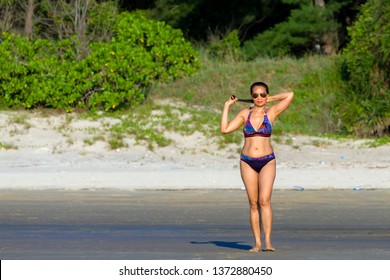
[9,114,32,129]
[339,0,390,137]
[0,11,199,112]
[243,1,342,58]
[0,141,18,150]
[363,137,390,148]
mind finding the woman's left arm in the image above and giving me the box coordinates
[267,91,294,118]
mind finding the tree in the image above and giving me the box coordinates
[148,0,293,42]
[24,0,34,37]
[339,0,390,136]
[314,0,336,54]
[242,0,351,58]
[0,0,17,32]
[313,0,325,7]
[1,0,36,36]
[36,0,119,60]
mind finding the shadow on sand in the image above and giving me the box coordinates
[191,241,252,251]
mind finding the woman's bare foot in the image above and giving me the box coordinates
[249,245,262,252]
[262,246,276,252]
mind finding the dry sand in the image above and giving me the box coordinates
[0,110,389,190]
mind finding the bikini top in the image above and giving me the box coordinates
[243,108,273,138]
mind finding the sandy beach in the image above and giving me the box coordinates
[1,110,390,262]
[1,188,390,260]
[0,110,389,190]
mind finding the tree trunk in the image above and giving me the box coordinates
[24,0,34,37]
[313,0,336,54]
[313,0,325,8]
[74,0,91,60]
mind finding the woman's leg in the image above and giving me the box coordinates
[258,159,276,251]
[240,160,261,252]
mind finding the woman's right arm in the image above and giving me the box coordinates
[220,97,245,134]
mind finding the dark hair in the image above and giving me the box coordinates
[250,81,269,94]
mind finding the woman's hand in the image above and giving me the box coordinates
[221,95,244,134]
[225,95,238,107]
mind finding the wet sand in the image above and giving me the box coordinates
[1,188,389,260]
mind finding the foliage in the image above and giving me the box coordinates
[88,1,119,42]
[114,11,199,81]
[36,0,118,40]
[148,0,294,41]
[83,11,200,111]
[0,12,200,111]
[339,0,390,136]
[242,0,346,58]
[363,136,390,148]
[34,0,119,60]
[0,0,369,59]
[208,29,241,61]
[0,33,80,111]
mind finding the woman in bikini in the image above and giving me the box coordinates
[220,81,294,252]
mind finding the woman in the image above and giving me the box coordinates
[220,81,294,252]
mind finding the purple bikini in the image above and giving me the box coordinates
[241,108,275,173]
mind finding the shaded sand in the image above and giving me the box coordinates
[1,189,389,260]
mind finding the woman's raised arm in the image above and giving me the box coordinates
[220,97,246,134]
[267,91,294,119]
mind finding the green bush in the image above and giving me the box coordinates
[0,11,200,111]
[81,43,153,111]
[114,11,199,80]
[0,33,77,110]
[80,11,200,111]
[208,29,241,61]
[339,0,390,136]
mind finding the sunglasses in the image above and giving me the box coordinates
[252,92,267,98]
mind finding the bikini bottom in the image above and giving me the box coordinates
[240,153,275,173]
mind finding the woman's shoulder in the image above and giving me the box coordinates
[238,107,251,115]
[241,106,253,112]
[265,105,278,122]
[233,107,250,122]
